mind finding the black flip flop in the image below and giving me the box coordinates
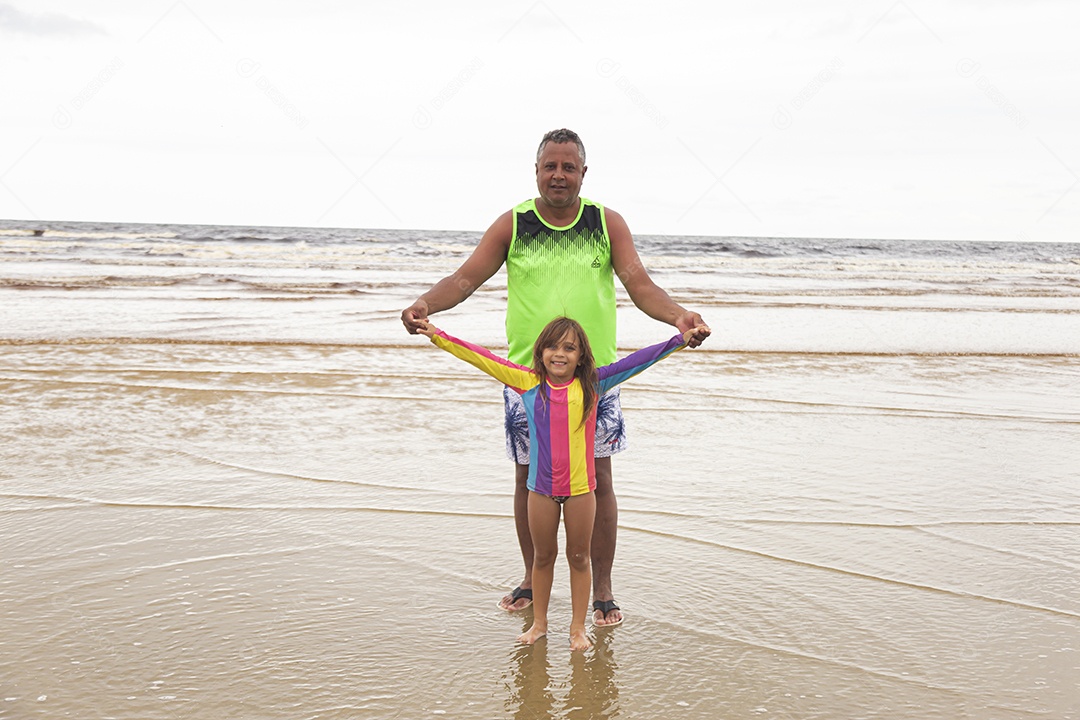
[592,599,623,627]
[500,586,533,612]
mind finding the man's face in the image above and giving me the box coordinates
[535,142,587,210]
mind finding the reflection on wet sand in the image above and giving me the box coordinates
[566,633,620,720]
[506,632,620,719]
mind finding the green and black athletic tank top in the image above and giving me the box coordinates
[506,197,617,365]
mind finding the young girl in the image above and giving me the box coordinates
[417,316,709,651]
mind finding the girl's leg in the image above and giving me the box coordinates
[562,491,596,651]
[518,492,562,645]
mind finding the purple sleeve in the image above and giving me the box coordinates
[597,334,686,393]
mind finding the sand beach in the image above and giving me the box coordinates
[1,220,1078,718]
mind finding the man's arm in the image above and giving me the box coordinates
[606,208,710,347]
[401,211,513,334]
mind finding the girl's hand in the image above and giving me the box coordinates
[416,320,439,338]
[682,325,711,345]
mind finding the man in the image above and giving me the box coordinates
[401,128,708,627]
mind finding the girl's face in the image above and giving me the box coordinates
[541,330,582,384]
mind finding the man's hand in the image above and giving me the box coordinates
[401,300,430,335]
[675,311,710,347]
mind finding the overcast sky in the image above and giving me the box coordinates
[2,1,1078,242]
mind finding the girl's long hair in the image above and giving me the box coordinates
[532,317,598,429]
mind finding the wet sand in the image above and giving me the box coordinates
[2,340,1078,719]
[3,221,1079,717]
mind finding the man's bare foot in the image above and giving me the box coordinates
[499,586,533,612]
[592,599,623,627]
[569,627,593,652]
[517,624,547,645]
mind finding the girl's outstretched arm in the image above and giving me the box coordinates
[417,321,537,392]
[598,325,711,394]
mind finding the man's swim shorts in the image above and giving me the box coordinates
[503,385,627,465]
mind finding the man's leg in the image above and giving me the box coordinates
[500,387,534,611]
[498,462,534,611]
[591,456,623,626]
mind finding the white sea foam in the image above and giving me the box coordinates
[1,219,1077,354]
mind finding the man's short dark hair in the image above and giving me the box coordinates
[537,128,586,165]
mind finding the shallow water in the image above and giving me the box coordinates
[2,221,1079,718]
[2,340,1078,719]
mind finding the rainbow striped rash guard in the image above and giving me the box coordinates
[430,330,687,498]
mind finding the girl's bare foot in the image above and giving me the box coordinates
[569,627,593,652]
[517,624,547,645]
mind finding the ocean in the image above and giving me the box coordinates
[1,218,1078,719]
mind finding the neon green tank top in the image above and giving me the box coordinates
[506,198,617,365]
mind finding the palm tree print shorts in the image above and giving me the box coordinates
[503,386,627,465]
